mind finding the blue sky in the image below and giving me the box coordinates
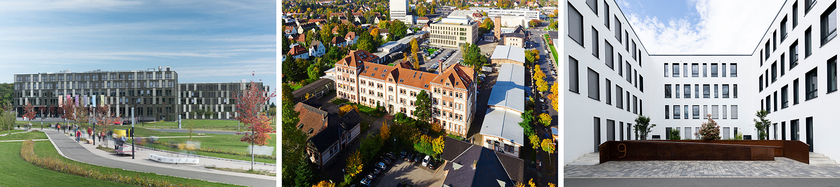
[0,0,277,103]
[615,0,785,54]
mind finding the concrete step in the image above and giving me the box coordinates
[567,152,600,166]
[809,152,840,166]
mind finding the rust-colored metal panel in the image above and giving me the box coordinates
[598,141,779,163]
[664,140,785,157]
[783,141,810,164]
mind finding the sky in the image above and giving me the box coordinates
[0,0,277,103]
[616,0,786,54]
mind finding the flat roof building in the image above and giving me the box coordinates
[479,63,526,157]
[429,18,479,48]
[491,45,527,66]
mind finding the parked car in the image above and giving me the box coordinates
[428,159,437,170]
[396,181,411,187]
[405,152,415,161]
[400,150,408,159]
[413,154,423,162]
[421,155,431,167]
[385,152,396,160]
[366,173,376,181]
[372,167,382,175]
[381,157,393,166]
[360,178,372,186]
[376,162,387,171]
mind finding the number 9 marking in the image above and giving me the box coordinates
[617,143,627,158]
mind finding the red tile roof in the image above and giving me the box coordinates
[288,45,308,56]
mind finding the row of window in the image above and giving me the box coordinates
[762,56,837,111]
[665,105,739,120]
[762,1,835,67]
[666,126,741,140]
[582,64,643,115]
[594,117,634,141]
[15,81,176,91]
[16,73,173,83]
[664,84,738,99]
[664,63,738,77]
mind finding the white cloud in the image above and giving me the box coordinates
[627,0,785,54]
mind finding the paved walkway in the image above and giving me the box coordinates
[565,157,840,178]
[43,130,275,187]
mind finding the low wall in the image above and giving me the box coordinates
[149,154,200,165]
[598,140,810,164]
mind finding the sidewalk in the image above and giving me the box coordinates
[44,130,275,187]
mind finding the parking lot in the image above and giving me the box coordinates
[420,45,462,72]
[369,159,446,187]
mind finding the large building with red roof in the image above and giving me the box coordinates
[334,50,478,136]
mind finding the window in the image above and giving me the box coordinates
[711,63,718,77]
[569,57,579,93]
[723,84,730,98]
[627,92,631,112]
[772,62,778,82]
[606,79,612,105]
[604,2,610,28]
[683,63,688,77]
[806,67,818,100]
[625,32,629,51]
[794,79,800,105]
[794,2,800,28]
[632,41,637,59]
[606,41,614,69]
[774,91,778,111]
[568,3,584,46]
[702,63,708,77]
[615,16,622,42]
[731,105,739,119]
[673,105,680,119]
[675,84,680,98]
[791,41,799,69]
[782,17,788,41]
[616,86,624,109]
[665,105,670,119]
[821,3,837,45]
[722,105,728,119]
[625,62,632,82]
[633,95,638,114]
[692,63,699,77]
[806,27,813,57]
[665,84,672,98]
[588,68,600,100]
[730,63,738,77]
[684,84,690,98]
[829,56,838,93]
[586,0,597,13]
[807,0,816,14]
[672,63,680,77]
[664,64,669,77]
[619,54,623,76]
[712,105,719,119]
[695,84,699,98]
[714,84,719,98]
[703,84,710,98]
[734,84,739,98]
[782,85,789,109]
[692,105,700,119]
[766,41,771,59]
[684,105,689,119]
[722,64,727,77]
[774,31,777,51]
[640,76,644,92]
[592,28,599,58]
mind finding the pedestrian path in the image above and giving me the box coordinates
[43,130,275,187]
[565,157,840,178]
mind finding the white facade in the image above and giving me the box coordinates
[563,0,839,165]
[389,0,409,23]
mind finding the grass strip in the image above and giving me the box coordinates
[205,166,275,177]
[0,131,48,141]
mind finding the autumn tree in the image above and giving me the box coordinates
[410,38,420,69]
[541,138,555,165]
[528,178,536,187]
[432,136,445,156]
[345,150,364,178]
[23,103,36,125]
[414,134,434,156]
[93,105,118,138]
[538,113,552,127]
[549,82,559,111]
[379,121,390,141]
[62,97,76,128]
[338,104,359,116]
[528,133,540,151]
[234,76,277,171]
[311,180,334,187]
[74,106,90,129]
[307,64,321,81]
[1,102,15,135]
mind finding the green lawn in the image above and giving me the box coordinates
[0,131,48,141]
[2,129,26,134]
[427,48,438,54]
[118,127,277,164]
[544,34,558,65]
[0,142,130,187]
[291,84,303,91]
[122,119,274,131]
[30,141,241,186]
[388,63,396,66]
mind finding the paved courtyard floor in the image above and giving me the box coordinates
[565,158,840,178]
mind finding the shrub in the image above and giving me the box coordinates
[668,128,681,140]
[695,114,721,140]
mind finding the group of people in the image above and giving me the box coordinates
[54,123,112,144]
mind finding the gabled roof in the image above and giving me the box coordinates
[310,40,323,49]
[332,36,346,44]
[308,120,340,151]
[288,45,308,56]
[441,145,521,187]
[294,34,307,43]
[345,32,357,40]
[441,137,473,161]
[294,102,328,137]
[336,50,379,67]
[340,110,362,130]
[433,64,474,90]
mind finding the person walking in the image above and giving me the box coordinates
[87,127,92,139]
[57,124,61,132]
[75,129,81,142]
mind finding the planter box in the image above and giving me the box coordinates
[598,140,809,164]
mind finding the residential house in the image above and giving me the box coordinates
[441,137,524,186]
[309,40,326,57]
[331,36,347,47]
[296,103,363,167]
[288,45,309,59]
[345,32,358,46]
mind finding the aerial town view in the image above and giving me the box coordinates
[0,1,277,187]
[280,0,559,186]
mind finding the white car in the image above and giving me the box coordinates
[422,155,431,167]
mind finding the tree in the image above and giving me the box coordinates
[414,134,434,156]
[1,102,15,135]
[432,136,445,156]
[234,76,277,171]
[283,36,292,55]
[536,78,549,94]
[338,104,359,116]
[357,30,377,53]
[305,30,316,47]
[633,115,656,140]
[307,63,321,81]
[294,157,313,187]
[525,50,536,65]
[62,97,76,128]
[379,121,390,141]
[388,20,407,41]
[528,134,540,151]
[319,24,333,46]
[518,110,535,137]
[412,90,432,123]
[377,21,389,31]
[549,82,559,111]
[541,138,555,165]
[410,38,420,69]
[23,103,36,125]
[538,113,551,127]
[93,105,117,139]
[696,114,722,140]
[345,150,364,178]
[186,120,195,140]
[312,180,334,187]
[754,110,771,140]
[669,128,681,140]
[528,178,536,187]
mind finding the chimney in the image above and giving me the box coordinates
[494,16,501,40]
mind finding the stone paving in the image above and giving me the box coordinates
[565,158,840,178]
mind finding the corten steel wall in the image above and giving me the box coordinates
[598,140,810,164]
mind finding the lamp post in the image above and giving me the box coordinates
[131,107,135,159]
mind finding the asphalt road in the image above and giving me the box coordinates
[44,130,275,187]
[565,178,840,187]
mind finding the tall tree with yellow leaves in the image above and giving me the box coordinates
[311,180,335,187]
[380,121,390,141]
[345,150,364,178]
